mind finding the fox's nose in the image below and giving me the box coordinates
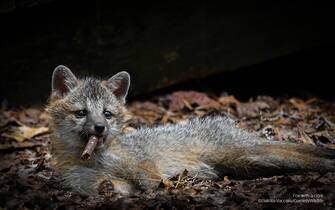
[94,123,105,134]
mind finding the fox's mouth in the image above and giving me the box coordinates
[80,133,106,147]
[80,134,106,160]
[95,135,105,149]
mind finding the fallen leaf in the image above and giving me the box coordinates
[166,91,221,112]
[237,101,270,118]
[0,140,46,150]
[2,125,49,142]
[289,98,306,111]
[256,96,279,108]
[162,178,175,189]
[218,95,240,107]
[191,188,202,195]
[221,176,232,187]
[298,125,315,145]
[18,108,42,125]
[323,143,335,150]
[175,169,188,188]
[274,117,295,126]
[129,101,165,123]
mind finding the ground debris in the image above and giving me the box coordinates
[161,91,221,112]
[2,125,49,142]
[0,92,334,209]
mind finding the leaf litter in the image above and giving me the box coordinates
[2,125,49,142]
[0,91,335,209]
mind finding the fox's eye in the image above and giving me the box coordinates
[103,111,113,119]
[74,110,87,118]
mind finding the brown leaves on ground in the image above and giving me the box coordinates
[165,91,221,112]
[0,91,335,209]
[0,108,51,150]
[2,125,49,142]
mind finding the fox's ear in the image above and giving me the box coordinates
[106,71,130,103]
[52,65,78,98]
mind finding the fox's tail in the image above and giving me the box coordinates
[208,142,335,178]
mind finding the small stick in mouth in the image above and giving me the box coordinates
[81,135,99,160]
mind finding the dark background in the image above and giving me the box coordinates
[1,0,334,105]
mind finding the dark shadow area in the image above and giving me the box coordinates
[140,45,335,102]
[1,0,335,105]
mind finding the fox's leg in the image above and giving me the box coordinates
[62,166,102,196]
[62,166,134,196]
[109,179,134,195]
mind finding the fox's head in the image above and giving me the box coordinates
[47,65,131,151]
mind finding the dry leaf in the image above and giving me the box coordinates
[175,169,188,188]
[237,101,270,118]
[0,141,46,150]
[289,98,307,111]
[129,101,165,123]
[2,125,49,142]
[167,91,221,111]
[298,125,315,145]
[162,178,175,189]
[323,143,335,150]
[218,95,240,107]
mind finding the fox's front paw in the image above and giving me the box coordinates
[99,179,134,195]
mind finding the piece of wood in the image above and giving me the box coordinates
[81,135,98,160]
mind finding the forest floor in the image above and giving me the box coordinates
[0,91,334,209]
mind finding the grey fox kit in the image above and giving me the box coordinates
[47,65,335,196]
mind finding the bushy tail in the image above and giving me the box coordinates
[210,142,335,178]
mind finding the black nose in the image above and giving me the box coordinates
[94,123,105,133]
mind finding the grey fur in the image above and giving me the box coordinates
[48,66,335,196]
